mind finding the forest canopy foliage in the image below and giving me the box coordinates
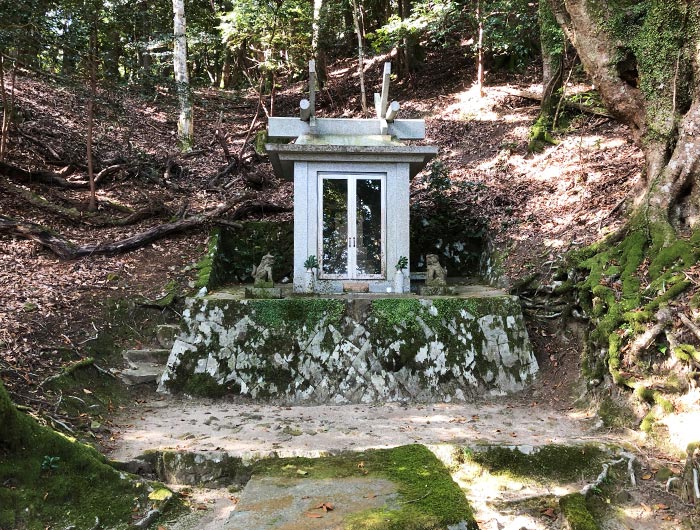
[0,0,539,90]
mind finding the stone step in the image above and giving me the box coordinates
[118,361,165,386]
[155,324,181,349]
[122,348,171,365]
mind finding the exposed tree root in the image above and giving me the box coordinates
[680,313,700,342]
[627,308,672,362]
[0,196,290,259]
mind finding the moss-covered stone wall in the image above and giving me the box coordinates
[198,222,294,290]
[158,294,537,403]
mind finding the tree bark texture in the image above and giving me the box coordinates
[538,2,564,123]
[547,1,700,235]
[172,0,194,151]
[86,21,98,211]
[350,0,368,114]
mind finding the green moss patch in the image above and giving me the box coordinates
[254,444,478,530]
[198,222,294,290]
[462,444,608,484]
[0,382,170,529]
[597,396,637,429]
[559,493,600,530]
[573,227,700,382]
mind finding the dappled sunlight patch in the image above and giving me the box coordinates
[659,410,700,454]
[452,446,587,530]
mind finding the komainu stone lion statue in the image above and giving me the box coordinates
[252,253,275,286]
[425,254,447,286]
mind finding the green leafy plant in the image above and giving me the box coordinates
[40,456,60,472]
[395,256,408,271]
[304,255,319,270]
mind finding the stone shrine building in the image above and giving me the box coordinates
[266,62,437,293]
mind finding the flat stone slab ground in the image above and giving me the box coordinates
[110,397,610,462]
[110,397,698,530]
[225,476,399,530]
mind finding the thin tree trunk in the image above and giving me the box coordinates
[86,23,98,212]
[172,0,194,151]
[476,0,485,97]
[220,49,231,89]
[350,0,367,114]
[0,54,15,162]
[312,0,323,52]
[529,1,564,151]
[312,0,327,87]
[0,56,8,161]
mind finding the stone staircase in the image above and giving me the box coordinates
[118,324,179,386]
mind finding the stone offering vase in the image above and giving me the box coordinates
[393,269,405,294]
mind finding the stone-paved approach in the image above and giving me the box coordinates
[110,397,611,463]
[225,476,399,530]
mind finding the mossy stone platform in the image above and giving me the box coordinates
[158,287,537,403]
[225,445,477,530]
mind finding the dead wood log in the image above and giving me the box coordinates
[0,198,290,259]
[0,176,171,227]
[498,87,614,119]
[0,160,126,189]
[0,160,85,188]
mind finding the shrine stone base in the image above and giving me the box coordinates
[158,289,538,404]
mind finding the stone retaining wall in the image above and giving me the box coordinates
[158,294,537,404]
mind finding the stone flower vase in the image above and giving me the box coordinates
[393,269,405,294]
[304,268,316,293]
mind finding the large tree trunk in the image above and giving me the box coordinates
[172,0,194,151]
[547,1,700,238]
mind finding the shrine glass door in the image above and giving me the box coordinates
[319,173,385,280]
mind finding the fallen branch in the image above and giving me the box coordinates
[1,176,172,227]
[40,357,95,388]
[0,197,290,259]
[498,87,614,119]
[0,160,127,189]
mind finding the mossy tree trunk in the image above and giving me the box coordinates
[530,1,564,151]
[547,0,700,241]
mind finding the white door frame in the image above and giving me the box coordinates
[318,172,386,280]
